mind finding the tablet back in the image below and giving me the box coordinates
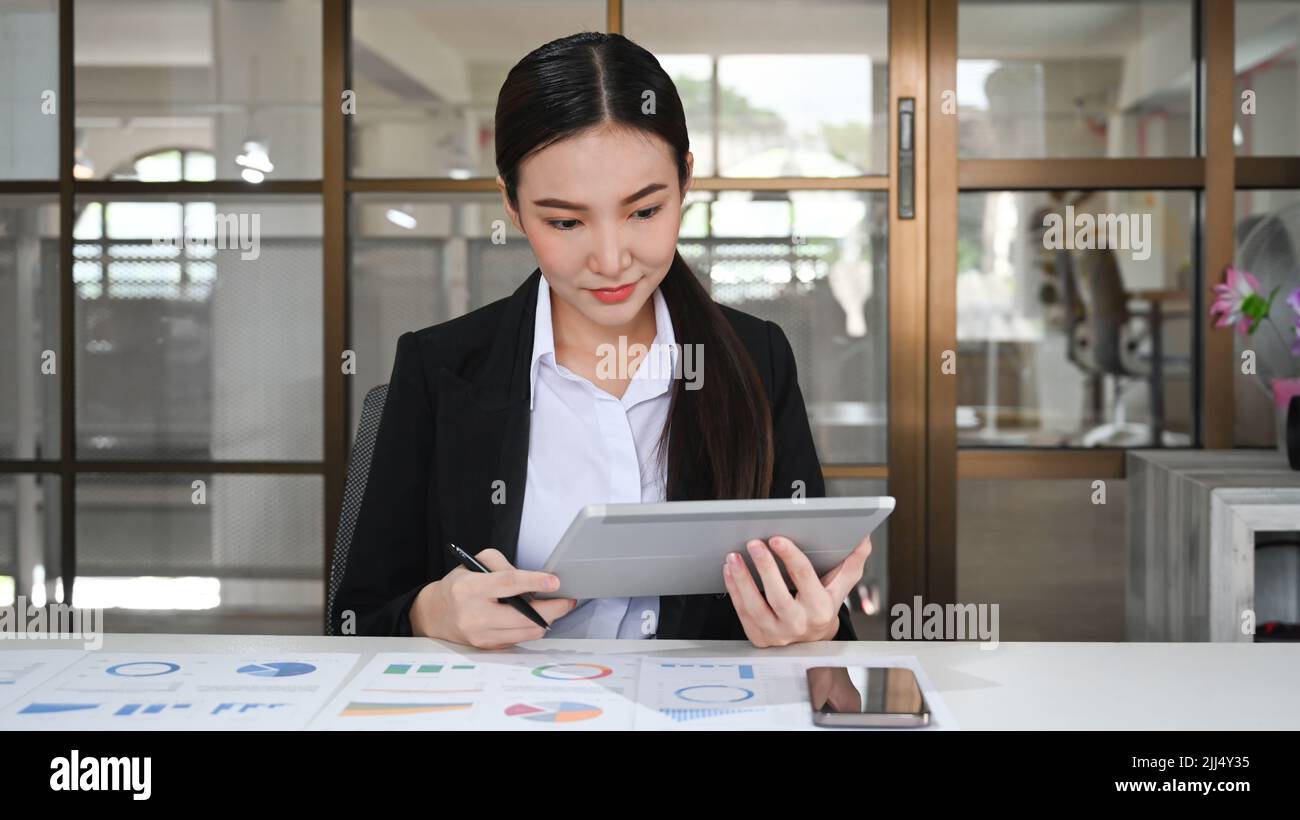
[533,496,894,598]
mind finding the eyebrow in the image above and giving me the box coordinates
[531,182,668,211]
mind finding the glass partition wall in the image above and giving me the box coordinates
[0,1,1280,640]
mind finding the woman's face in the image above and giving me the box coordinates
[498,124,693,330]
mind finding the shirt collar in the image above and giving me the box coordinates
[529,277,678,410]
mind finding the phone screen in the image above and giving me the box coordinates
[806,666,931,728]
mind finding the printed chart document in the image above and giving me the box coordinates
[311,651,644,730]
[0,652,360,730]
[0,651,87,711]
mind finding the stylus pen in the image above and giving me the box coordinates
[445,542,553,631]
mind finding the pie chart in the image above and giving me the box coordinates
[505,701,603,723]
[674,685,755,703]
[237,662,316,678]
[107,662,179,677]
[531,663,613,681]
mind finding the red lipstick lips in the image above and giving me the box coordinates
[589,282,637,304]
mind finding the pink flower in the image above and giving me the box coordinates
[1289,288,1300,356]
[1210,266,1263,337]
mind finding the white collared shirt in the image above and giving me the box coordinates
[515,277,677,639]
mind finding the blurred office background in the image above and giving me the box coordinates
[0,0,1296,640]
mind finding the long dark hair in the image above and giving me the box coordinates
[495,31,774,500]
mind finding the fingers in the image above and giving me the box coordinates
[478,624,548,649]
[529,597,580,625]
[482,597,576,631]
[768,536,836,630]
[824,535,873,603]
[496,570,562,598]
[723,552,779,635]
[486,568,562,599]
[744,539,798,619]
[458,599,576,648]
[474,548,510,570]
[767,536,824,601]
[472,549,563,598]
[722,568,764,646]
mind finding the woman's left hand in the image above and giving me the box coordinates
[723,534,872,647]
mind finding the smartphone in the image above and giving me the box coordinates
[806,666,931,728]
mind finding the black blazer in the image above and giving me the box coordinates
[335,268,857,642]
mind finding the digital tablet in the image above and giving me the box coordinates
[531,496,894,599]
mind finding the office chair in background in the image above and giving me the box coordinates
[1057,247,1190,447]
[324,383,388,636]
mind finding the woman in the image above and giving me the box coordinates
[335,31,873,649]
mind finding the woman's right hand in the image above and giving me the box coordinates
[409,548,578,650]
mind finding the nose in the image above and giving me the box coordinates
[589,223,630,280]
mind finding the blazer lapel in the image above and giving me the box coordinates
[435,268,541,569]
[487,403,531,567]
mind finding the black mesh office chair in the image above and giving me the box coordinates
[324,383,389,635]
[1058,247,1190,447]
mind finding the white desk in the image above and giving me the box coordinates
[4,634,1299,730]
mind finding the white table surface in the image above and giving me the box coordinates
[4,634,1299,730]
